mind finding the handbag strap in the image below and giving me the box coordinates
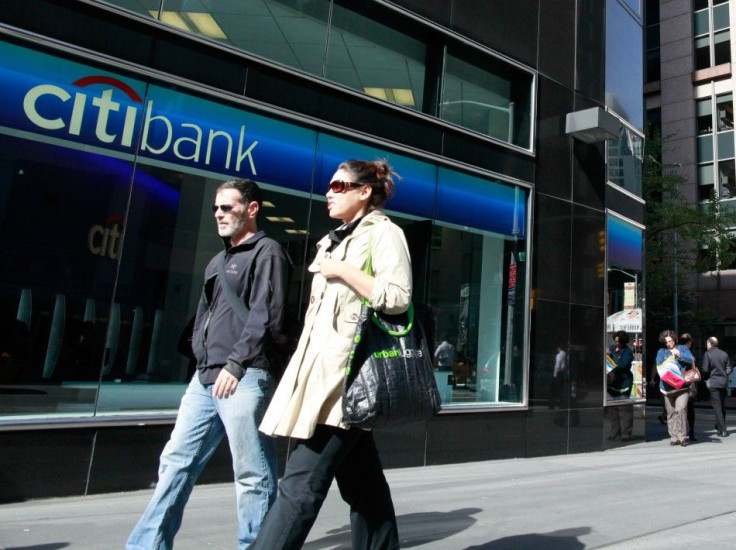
[362,230,414,337]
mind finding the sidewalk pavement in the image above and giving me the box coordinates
[2,405,735,550]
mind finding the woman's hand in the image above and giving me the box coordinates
[671,348,680,358]
[316,258,345,279]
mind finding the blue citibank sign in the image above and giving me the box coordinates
[0,40,526,238]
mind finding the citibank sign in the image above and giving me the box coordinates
[21,75,258,175]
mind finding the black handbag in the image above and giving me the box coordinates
[342,234,441,428]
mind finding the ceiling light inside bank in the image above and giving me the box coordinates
[151,11,227,40]
[364,87,415,107]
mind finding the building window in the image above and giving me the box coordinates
[103,0,534,150]
[694,0,731,70]
[645,0,660,82]
[440,46,533,148]
[324,4,426,111]
[697,92,736,201]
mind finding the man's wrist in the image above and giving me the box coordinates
[223,359,246,380]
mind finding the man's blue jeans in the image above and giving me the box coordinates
[126,368,277,550]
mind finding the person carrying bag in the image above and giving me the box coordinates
[254,159,411,550]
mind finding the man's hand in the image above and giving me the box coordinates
[213,369,239,399]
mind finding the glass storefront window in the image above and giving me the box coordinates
[0,38,531,421]
[431,169,528,407]
[429,226,526,405]
[605,214,644,405]
[440,48,533,149]
[0,136,135,418]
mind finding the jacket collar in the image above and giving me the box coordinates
[222,229,266,253]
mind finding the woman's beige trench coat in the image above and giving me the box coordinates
[259,209,412,440]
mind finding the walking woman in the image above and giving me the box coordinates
[253,159,410,549]
[656,330,695,446]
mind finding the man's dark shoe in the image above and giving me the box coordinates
[719,431,729,437]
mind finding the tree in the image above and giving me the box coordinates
[644,130,736,337]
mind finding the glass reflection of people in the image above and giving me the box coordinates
[656,329,694,447]
[254,159,410,549]
[434,334,455,371]
[679,333,698,441]
[549,344,568,409]
[606,330,634,441]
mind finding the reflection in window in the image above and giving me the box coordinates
[0,135,136,417]
[605,216,644,404]
[441,49,532,148]
[607,125,644,196]
[325,5,425,111]
[95,167,313,414]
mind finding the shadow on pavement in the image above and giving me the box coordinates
[5,544,70,550]
[464,527,591,549]
[303,507,482,549]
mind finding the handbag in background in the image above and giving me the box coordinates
[683,365,701,384]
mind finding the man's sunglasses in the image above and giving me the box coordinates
[212,204,235,213]
[327,180,366,193]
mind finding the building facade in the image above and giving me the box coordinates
[645,0,736,345]
[0,0,645,502]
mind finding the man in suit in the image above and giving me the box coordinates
[701,336,732,438]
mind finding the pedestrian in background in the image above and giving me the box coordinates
[656,330,694,447]
[700,336,732,438]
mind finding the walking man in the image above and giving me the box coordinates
[701,336,732,438]
[127,179,290,549]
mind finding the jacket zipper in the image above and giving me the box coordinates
[202,307,212,365]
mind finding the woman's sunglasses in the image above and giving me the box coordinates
[327,180,365,193]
